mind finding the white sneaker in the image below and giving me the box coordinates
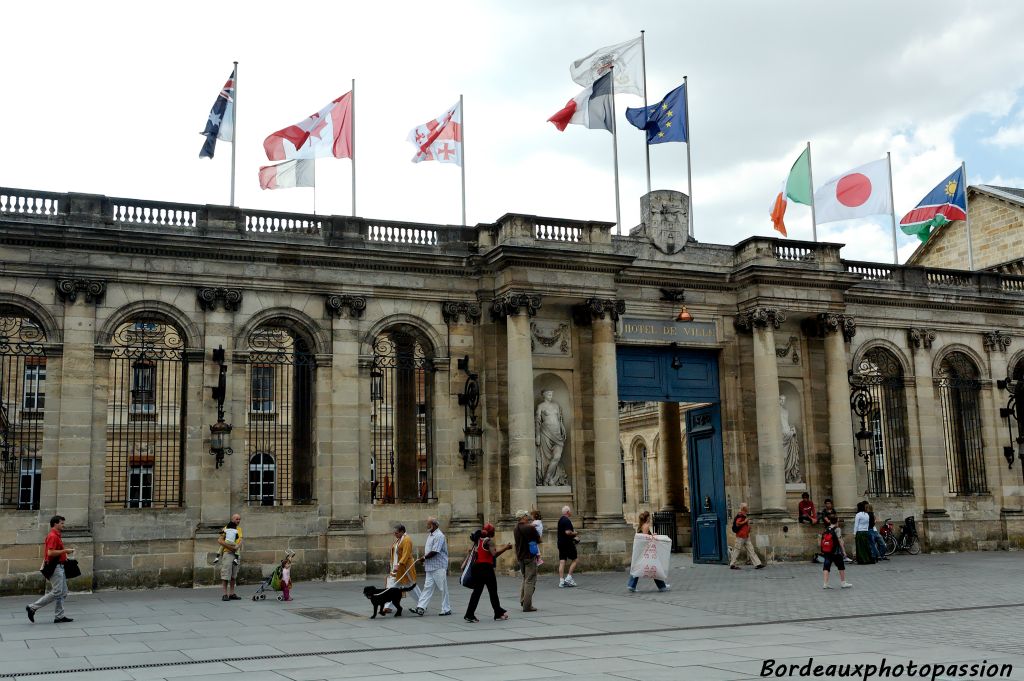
[840,582,853,589]
[658,584,671,592]
[558,579,566,588]
[565,576,577,587]
[822,584,832,589]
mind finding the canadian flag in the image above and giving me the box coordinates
[407,101,462,166]
[264,92,353,161]
[813,159,892,224]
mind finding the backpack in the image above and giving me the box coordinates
[731,514,742,534]
[820,529,835,554]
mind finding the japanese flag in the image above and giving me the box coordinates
[407,101,462,166]
[813,159,892,224]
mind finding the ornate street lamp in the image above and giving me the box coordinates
[209,346,233,469]
[370,366,384,403]
[456,356,482,468]
[997,369,1024,472]
[0,403,11,473]
[849,361,879,470]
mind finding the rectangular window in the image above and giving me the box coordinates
[127,464,153,508]
[18,458,41,510]
[22,362,46,413]
[250,365,275,413]
[130,362,157,414]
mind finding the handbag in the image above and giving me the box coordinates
[40,558,58,580]
[459,543,478,589]
[63,559,82,579]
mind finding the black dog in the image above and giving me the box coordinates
[363,585,403,618]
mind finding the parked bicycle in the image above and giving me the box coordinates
[879,516,920,555]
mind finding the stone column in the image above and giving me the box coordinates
[907,328,947,516]
[658,402,686,510]
[735,307,786,516]
[54,279,105,529]
[982,331,1022,514]
[442,301,484,526]
[819,314,858,513]
[491,293,541,515]
[587,298,626,518]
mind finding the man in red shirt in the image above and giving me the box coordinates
[798,492,816,524]
[26,515,74,623]
[728,503,764,570]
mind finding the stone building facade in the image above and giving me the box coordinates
[1,186,1023,593]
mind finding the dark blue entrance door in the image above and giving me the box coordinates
[616,346,726,564]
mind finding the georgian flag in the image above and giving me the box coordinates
[407,101,462,166]
[199,67,235,159]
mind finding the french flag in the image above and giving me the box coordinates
[547,72,613,133]
[259,160,314,190]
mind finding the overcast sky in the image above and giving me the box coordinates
[3,1,1024,264]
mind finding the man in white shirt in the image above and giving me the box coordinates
[412,516,450,616]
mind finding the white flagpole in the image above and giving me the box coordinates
[683,75,694,239]
[963,161,974,270]
[460,94,467,226]
[230,61,238,207]
[351,78,356,217]
[806,141,818,242]
[886,151,899,265]
[610,70,622,232]
[313,162,318,215]
[640,30,651,196]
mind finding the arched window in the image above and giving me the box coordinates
[937,351,987,495]
[0,308,46,510]
[246,324,315,505]
[248,452,276,506]
[371,326,434,503]
[857,348,913,496]
[106,320,186,508]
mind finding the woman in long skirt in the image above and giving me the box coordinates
[853,501,875,565]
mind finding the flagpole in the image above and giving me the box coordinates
[963,160,974,270]
[683,75,694,239]
[640,30,651,196]
[886,151,899,265]
[806,141,818,242]
[351,78,356,217]
[610,69,622,232]
[230,61,238,207]
[459,95,467,226]
[313,163,318,215]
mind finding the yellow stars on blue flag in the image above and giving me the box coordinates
[625,83,687,145]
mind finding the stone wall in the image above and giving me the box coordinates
[909,191,1024,271]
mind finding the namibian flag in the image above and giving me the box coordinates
[899,166,967,242]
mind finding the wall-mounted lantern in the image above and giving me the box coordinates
[456,356,482,468]
[998,369,1024,471]
[848,362,878,466]
[370,366,384,403]
[209,346,233,469]
[0,404,11,473]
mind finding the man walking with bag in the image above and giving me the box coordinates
[513,510,541,612]
[412,516,451,616]
[728,503,764,570]
[26,515,74,623]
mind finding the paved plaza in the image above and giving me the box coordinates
[1,552,1022,681]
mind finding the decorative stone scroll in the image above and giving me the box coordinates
[325,294,367,319]
[775,336,800,364]
[734,306,785,333]
[658,288,686,302]
[56,279,106,305]
[585,298,626,321]
[907,327,937,350]
[807,313,857,342]
[197,287,243,312]
[490,293,541,320]
[983,330,1012,353]
[441,301,482,325]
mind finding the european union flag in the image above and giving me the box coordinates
[625,83,687,145]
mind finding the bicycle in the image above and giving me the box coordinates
[879,516,920,555]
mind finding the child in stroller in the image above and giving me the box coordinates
[251,550,296,601]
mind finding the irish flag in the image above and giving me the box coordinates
[770,147,812,237]
[899,166,967,242]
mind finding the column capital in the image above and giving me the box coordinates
[907,327,937,350]
[804,313,856,342]
[197,287,243,312]
[441,300,482,325]
[983,330,1012,353]
[734,306,785,333]
[325,293,367,319]
[56,278,106,305]
[573,298,625,326]
[490,292,541,320]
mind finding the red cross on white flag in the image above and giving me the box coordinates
[407,101,462,166]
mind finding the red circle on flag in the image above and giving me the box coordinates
[835,173,872,207]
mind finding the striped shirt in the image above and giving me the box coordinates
[423,529,448,572]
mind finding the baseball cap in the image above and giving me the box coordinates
[514,509,529,520]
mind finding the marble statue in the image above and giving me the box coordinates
[535,389,569,486]
[780,394,802,483]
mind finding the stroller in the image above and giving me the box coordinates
[251,550,296,601]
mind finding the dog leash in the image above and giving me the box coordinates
[371,556,419,597]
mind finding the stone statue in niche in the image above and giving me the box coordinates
[535,389,569,486]
[780,394,802,483]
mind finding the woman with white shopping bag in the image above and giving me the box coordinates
[627,511,671,593]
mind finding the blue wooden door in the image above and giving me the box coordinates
[687,405,727,564]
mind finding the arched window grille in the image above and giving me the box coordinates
[639,444,650,503]
[106,320,186,508]
[246,325,315,506]
[0,308,46,510]
[937,352,987,495]
[248,452,276,506]
[858,348,913,496]
[370,326,435,503]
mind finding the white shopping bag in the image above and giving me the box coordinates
[629,533,672,581]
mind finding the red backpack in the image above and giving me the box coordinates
[820,529,835,554]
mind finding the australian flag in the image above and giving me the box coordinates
[199,67,235,159]
[625,83,687,145]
